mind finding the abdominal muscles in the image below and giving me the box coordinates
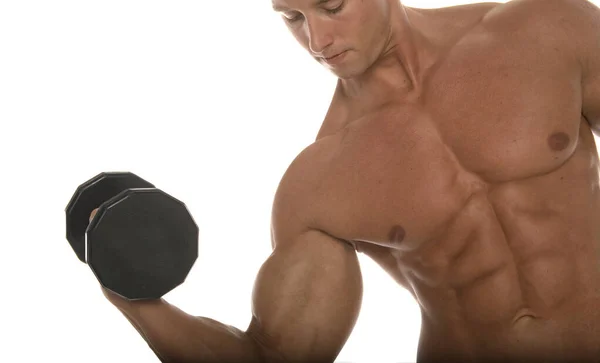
[390,185,600,359]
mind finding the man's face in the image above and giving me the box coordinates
[272,0,392,78]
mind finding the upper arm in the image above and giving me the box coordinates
[547,0,600,134]
[512,0,600,134]
[248,230,362,362]
[246,143,363,362]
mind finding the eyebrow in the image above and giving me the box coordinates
[272,0,332,12]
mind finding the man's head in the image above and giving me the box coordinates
[272,0,398,79]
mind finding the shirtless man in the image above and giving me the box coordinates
[97,0,600,361]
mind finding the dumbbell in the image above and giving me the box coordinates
[65,172,198,300]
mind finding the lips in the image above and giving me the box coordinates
[323,51,346,60]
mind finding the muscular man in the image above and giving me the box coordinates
[99,0,600,361]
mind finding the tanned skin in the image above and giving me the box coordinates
[92,0,600,362]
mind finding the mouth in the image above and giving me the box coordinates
[321,50,348,64]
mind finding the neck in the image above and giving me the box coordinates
[339,6,440,101]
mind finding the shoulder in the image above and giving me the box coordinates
[484,0,597,20]
[479,1,600,130]
[483,0,600,41]
[315,81,349,140]
[270,132,346,248]
[479,0,599,65]
[419,2,501,23]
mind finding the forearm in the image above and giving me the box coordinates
[105,291,264,363]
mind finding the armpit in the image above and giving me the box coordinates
[583,114,600,136]
[343,239,359,252]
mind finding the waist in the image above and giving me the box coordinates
[418,297,600,362]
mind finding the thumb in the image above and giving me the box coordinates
[89,208,99,222]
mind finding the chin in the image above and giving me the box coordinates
[330,56,372,79]
[330,66,367,80]
[332,70,357,79]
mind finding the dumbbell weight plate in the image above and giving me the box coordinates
[66,172,155,263]
[87,188,199,300]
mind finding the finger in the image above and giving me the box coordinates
[102,286,132,309]
[89,208,99,222]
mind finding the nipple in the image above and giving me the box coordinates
[388,225,406,244]
[547,132,570,151]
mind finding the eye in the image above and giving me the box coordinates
[283,12,304,23]
[324,1,344,15]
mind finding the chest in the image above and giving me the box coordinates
[314,33,584,250]
[426,31,582,180]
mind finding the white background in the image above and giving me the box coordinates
[2,0,599,362]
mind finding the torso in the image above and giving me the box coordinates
[304,1,600,361]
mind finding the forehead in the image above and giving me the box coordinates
[272,0,335,11]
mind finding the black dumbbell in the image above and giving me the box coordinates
[65,172,198,300]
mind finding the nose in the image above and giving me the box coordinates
[305,17,333,55]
